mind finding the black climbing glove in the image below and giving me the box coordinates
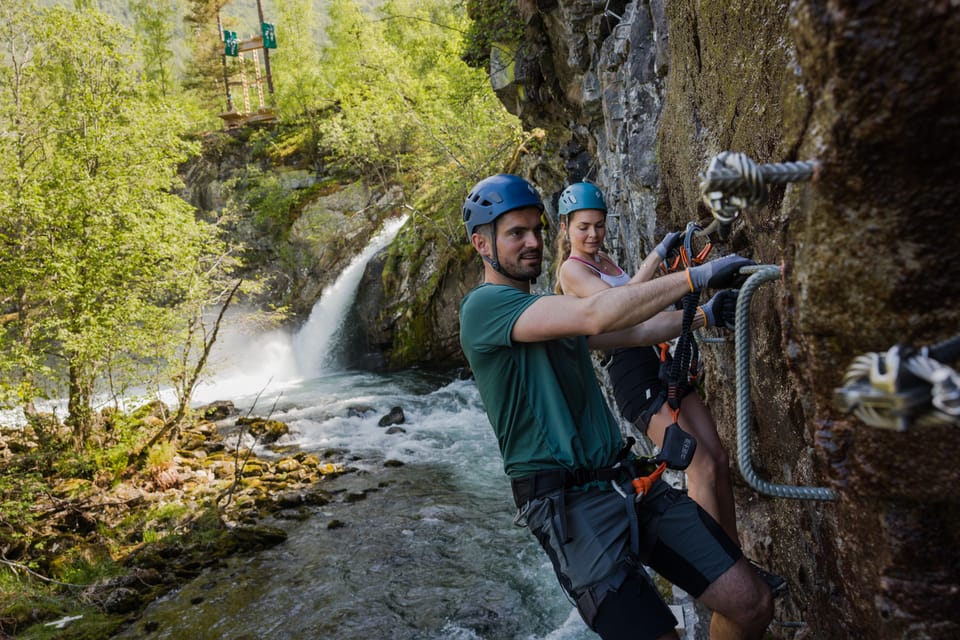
[687,254,755,291]
[653,230,683,260]
[699,289,739,329]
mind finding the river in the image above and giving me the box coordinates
[112,217,596,639]
[114,370,594,639]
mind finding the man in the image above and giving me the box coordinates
[459,174,773,640]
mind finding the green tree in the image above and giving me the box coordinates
[461,0,524,69]
[264,0,332,173]
[183,0,229,125]
[271,0,325,118]
[132,0,179,99]
[316,0,523,186]
[0,2,227,448]
[0,1,59,425]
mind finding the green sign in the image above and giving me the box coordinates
[223,30,238,57]
[261,22,277,49]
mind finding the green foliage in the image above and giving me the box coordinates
[145,440,176,471]
[227,166,310,240]
[0,2,232,445]
[0,468,46,534]
[131,0,179,99]
[462,0,524,69]
[89,424,146,485]
[316,0,522,181]
[270,0,326,118]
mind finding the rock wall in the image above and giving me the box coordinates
[494,0,960,637]
[178,133,399,322]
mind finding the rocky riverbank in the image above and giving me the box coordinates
[0,400,405,639]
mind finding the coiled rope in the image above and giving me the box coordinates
[699,152,818,234]
[735,265,837,501]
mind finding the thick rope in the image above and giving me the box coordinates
[735,265,837,501]
[699,152,818,231]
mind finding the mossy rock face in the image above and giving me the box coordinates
[494,0,960,637]
[235,417,289,444]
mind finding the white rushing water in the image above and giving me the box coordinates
[117,368,595,639]
[291,214,408,376]
[189,215,408,406]
[110,216,596,639]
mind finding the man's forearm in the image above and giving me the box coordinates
[587,307,705,350]
[581,271,690,335]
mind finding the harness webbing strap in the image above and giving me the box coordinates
[666,291,700,409]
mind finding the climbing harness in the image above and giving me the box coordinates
[735,265,837,501]
[510,439,670,560]
[699,151,818,237]
[659,221,712,392]
[640,222,712,477]
[834,336,960,431]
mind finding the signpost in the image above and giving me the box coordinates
[261,23,277,49]
[223,30,239,57]
[217,0,277,128]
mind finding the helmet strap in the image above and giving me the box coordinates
[488,220,501,272]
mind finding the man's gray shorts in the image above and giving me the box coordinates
[521,479,741,633]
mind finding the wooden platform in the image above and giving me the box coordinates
[218,107,278,129]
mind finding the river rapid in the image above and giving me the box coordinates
[113,217,596,639]
[114,369,594,640]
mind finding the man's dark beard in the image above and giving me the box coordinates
[498,252,542,282]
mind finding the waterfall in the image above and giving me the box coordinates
[189,215,407,405]
[292,215,408,377]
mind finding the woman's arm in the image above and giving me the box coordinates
[586,308,704,350]
[629,250,664,284]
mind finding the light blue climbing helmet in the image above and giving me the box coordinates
[462,174,544,237]
[558,182,607,216]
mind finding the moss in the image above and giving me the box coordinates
[389,310,433,369]
[462,0,525,69]
[4,603,125,640]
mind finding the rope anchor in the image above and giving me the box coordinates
[699,152,818,234]
[834,337,960,431]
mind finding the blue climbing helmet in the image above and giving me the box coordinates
[558,182,607,217]
[462,174,544,236]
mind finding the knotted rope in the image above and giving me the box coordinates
[699,152,818,233]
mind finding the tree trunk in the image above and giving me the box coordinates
[67,362,94,449]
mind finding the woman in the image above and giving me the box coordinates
[554,182,786,596]
[553,181,740,542]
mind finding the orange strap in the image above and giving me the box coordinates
[631,462,667,496]
[658,342,670,362]
[694,242,712,265]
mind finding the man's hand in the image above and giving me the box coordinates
[653,230,683,259]
[699,289,739,329]
[687,254,755,291]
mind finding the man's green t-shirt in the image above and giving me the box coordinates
[459,284,624,479]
